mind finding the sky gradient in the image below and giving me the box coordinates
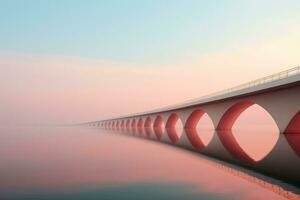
[0,0,300,125]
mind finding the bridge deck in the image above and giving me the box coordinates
[98,66,300,122]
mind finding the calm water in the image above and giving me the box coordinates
[0,126,299,200]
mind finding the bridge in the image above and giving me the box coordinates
[84,66,300,186]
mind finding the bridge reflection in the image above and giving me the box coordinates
[212,161,300,200]
[100,127,300,199]
[100,124,300,188]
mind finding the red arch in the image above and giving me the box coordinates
[112,121,115,129]
[185,109,205,129]
[144,117,152,137]
[126,119,131,131]
[184,109,207,149]
[285,111,300,134]
[166,113,181,143]
[115,121,119,130]
[154,116,164,139]
[217,101,254,130]
[113,121,117,129]
[284,111,300,157]
[118,120,121,130]
[131,119,137,133]
[217,129,255,163]
[120,120,125,130]
[137,118,144,134]
[217,102,279,163]
[285,134,300,157]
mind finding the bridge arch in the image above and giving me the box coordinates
[119,120,122,130]
[284,111,300,157]
[115,121,119,130]
[217,100,254,130]
[184,109,214,149]
[144,117,153,137]
[120,120,124,130]
[137,118,144,134]
[154,115,164,140]
[131,118,137,133]
[217,101,280,163]
[285,111,300,134]
[285,133,300,157]
[126,119,131,131]
[185,109,205,129]
[166,113,183,143]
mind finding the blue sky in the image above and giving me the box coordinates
[1,0,300,64]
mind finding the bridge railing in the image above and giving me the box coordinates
[166,66,300,109]
[100,66,300,120]
[228,66,300,92]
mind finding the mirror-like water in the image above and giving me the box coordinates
[0,126,298,200]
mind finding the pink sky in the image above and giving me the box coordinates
[0,27,299,125]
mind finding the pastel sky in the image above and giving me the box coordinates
[0,0,300,125]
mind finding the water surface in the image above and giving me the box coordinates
[0,126,298,200]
